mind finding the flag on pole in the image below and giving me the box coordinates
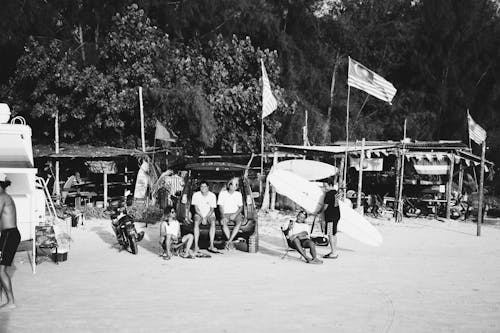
[348,57,397,104]
[261,59,278,118]
[155,120,177,142]
[467,111,486,144]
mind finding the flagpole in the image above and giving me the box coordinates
[139,86,146,153]
[343,85,350,197]
[260,118,264,195]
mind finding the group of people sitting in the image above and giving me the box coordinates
[158,177,244,260]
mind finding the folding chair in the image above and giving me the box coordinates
[280,227,296,260]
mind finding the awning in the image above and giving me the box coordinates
[271,144,397,156]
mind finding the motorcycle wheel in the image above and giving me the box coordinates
[129,234,138,254]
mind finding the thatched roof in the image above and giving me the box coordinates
[33,144,144,159]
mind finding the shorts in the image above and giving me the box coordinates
[0,227,21,266]
[194,213,216,225]
[221,213,243,224]
[325,221,339,236]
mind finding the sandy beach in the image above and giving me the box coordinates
[1,212,500,333]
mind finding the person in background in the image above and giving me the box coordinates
[159,206,194,260]
[156,169,185,209]
[0,173,21,311]
[321,178,341,259]
[218,177,243,250]
[281,210,323,264]
[61,171,82,203]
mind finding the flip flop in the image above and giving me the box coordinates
[195,252,212,258]
[323,253,339,259]
[207,248,221,254]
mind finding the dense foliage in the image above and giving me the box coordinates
[1,0,499,161]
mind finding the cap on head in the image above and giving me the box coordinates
[0,173,8,182]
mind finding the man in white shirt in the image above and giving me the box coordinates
[218,178,243,250]
[282,210,323,264]
[191,180,218,254]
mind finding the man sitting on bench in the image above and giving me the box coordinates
[281,210,323,264]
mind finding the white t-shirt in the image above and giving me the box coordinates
[217,190,243,214]
[191,191,217,217]
[285,222,309,238]
[161,220,180,236]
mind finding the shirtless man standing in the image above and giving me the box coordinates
[0,173,20,311]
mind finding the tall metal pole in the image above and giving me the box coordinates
[477,140,486,236]
[139,86,146,153]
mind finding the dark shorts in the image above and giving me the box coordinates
[0,227,21,266]
[325,207,340,236]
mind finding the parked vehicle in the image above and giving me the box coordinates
[176,162,258,253]
[109,203,144,254]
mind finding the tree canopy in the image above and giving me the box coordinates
[1,0,499,163]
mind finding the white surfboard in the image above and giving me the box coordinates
[269,169,383,246]
[338,200,383,246]
[275,159,338,181]
[268,169,325,214]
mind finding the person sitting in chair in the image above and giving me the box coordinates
[281,210,323,264]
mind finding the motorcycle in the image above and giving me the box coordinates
[110,205,144,254]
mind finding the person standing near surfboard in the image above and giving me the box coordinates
[321,179,341,259]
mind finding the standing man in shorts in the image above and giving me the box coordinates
[322,179,341,259]
[0,173,21,311]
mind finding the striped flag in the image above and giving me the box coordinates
[467,111,486,144]
[261,59,278,118]
[348,57,397,104]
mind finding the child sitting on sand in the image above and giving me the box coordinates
[159,206,195,260]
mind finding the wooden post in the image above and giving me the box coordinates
[54,110,61,203]
[395,119,407,222]
[343,85,351,197]
[458,163,464,195]
[477,141,486,236]
[446,154,455,219]
[339,157,345,190]
[270,150,278,210]
[356,138,365,214]
[103,171,108,208]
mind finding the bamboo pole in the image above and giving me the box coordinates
[270,150,278,210]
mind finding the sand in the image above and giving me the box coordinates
[1,212,499,333]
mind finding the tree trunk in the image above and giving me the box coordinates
[78,24,86,64]
[323,53,340,143]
